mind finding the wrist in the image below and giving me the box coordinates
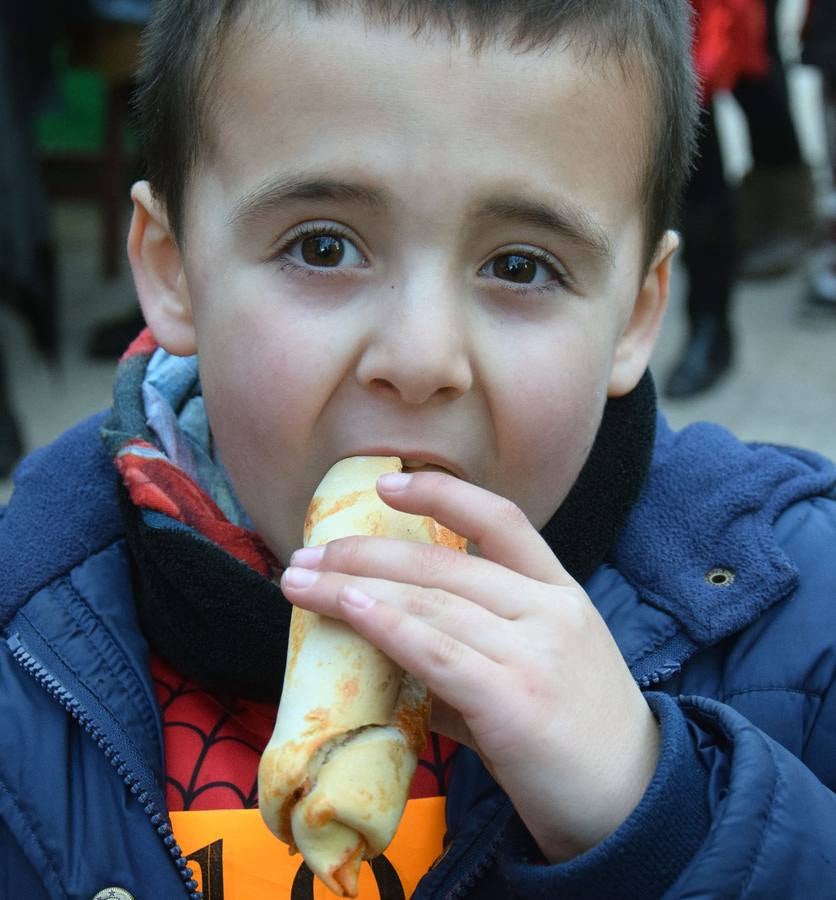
[498,693,712,899]
[525,696,661,863]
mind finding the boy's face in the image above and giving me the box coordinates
[131,8,674,565]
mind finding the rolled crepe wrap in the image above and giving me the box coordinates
[258,456,466,897]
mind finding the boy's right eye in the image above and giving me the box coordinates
[276,223,367,271]
[299,235,349,267]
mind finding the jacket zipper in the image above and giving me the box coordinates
[631,631,696,689]
[636,664,682,688]
[441,821,508,900]
[7,633,203,900]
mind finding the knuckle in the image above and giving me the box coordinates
[415,544,454,582]
[327,536,365,571]
[427,631,462,671]
[493,496,530,531]
[558,588,596,634]
[405,587,447,620]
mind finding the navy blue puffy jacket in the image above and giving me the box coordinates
[1,412,836,898]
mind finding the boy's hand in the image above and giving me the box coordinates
[280,471,659,864]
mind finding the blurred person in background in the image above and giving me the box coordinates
[666,0,769,398]
[734,0,817,279]
[0,0,152,478]
[0,1,70,476]
[802,0,836,310]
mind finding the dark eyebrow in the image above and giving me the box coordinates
[477,197,614,267]
[228,175,388,226]
[229,176,614,266]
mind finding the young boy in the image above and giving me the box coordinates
[2,0,836,897]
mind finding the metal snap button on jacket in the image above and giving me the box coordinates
[92,888,136,900]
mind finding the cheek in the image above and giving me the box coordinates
[492,340,612,528]
[187,285,335,549]
[197,311,305,454]
[197,334,304,544]
[189,267,341,447]
[197,341,321,561]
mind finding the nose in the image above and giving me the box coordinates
[355,278,474,405]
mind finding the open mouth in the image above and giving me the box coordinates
[400,460,455,476]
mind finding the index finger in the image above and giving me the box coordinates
[376,471,574,586]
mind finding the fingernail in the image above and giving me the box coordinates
[341,587,376,610]
[283,567,319,589]
[290,546,325,568]
[378,472,412,492]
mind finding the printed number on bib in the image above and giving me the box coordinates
[171,798,445,899]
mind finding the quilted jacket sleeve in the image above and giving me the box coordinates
[667,693,836,896]
[497,691,836,898]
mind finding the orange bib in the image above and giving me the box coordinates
[171,797,446,899]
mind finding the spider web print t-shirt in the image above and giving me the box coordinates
[151,653,458,811]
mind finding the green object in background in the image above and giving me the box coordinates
[36,49,136,155]
[38,67,106,154]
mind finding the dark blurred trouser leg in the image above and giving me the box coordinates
[0,12,41,478]
[734,0,816,277]
[807,88,836,308]
[802,1,836,309]
[0,3,62,359]
[666,106,735,398]
[0,347,23,480]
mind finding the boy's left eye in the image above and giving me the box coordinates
[491,254,542,284]
[480,250,566,289]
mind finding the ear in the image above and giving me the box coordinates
[607,229,678,397]
[127,181,197,356]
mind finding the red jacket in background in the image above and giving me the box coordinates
[692,0,769,98]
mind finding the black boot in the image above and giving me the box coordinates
[673,106,736,400]
[665,316,733,399]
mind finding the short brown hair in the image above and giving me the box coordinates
[134,0,698,267]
